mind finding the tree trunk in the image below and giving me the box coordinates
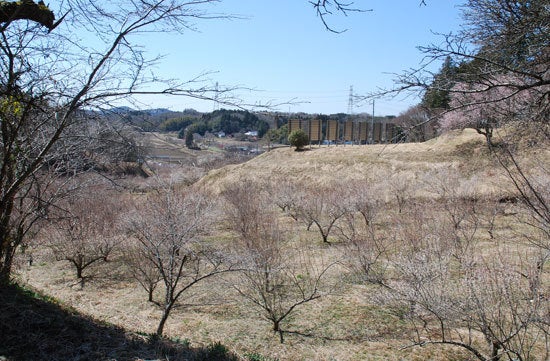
[314,222,330,243]
[491,340,501,361]
[0,236,15,286]
[273,320,284,343]
[0,258,12,286]
[0,204,16,286]
[156,303,174,336]
[76,266,83,279]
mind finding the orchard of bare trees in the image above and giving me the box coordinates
[1,0,548,360]
[20,159,547,360]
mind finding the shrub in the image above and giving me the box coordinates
[288,129,309,150]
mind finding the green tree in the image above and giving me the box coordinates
[421,56,457,111]
[256,119,270,137]
[288,129,309,150]
[278,124,289,144]
[264,124,289,146]
[159,117,195,132]
[184,127,195,148]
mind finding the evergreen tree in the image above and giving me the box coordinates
[288,129,309,150]
[421,56,457,110]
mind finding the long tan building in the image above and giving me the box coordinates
[288,118,400,145]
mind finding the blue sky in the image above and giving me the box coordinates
[133,0,465,115]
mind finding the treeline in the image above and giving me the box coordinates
[110,108,272,138]
[176,109,271,139]
[111,108,200,132]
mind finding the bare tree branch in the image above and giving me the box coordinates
[309,0,371,33]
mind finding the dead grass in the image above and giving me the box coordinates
[17,249,480,360]
[19,225,480,360]
[0,282,242,361]
[20,212,532,360]
[13,128,550,360]
[197,129,506,197]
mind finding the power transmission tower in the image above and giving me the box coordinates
[347,85,354,115]
[213,81,220,111]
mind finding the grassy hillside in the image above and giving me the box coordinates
[0,284,239,361]
[13,128,549,361]
[198,129,509,196]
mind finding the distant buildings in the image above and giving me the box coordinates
[288,117,401,145]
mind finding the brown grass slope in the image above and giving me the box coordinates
[197,129,516,196]
[0,284,239,361]
[10,128,549,361]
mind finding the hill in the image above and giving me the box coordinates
[0,284,239,361]
[198,129,510,196]
[14,127,550,361]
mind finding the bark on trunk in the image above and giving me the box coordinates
[0,238,15,286]
[156,303,174,336]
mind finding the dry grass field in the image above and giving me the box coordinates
[198,129,510,196]
[13,128,550,361]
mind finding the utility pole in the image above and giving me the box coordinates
[369,100,375,144]
[348,85,358,145]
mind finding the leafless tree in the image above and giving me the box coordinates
[294,184,349,243]
[0,0,240,285]
[223,181,335,343]
[423,170,479,228]
[221,179,273,241]
[123,240,162,303]
[338,180,389,285]
[499,153,550,251]
[237,241,333,343]
[394,105,435,142]
[388,173,415,214]
[125,185,233,336]
[308,0,370,33]
[47,190,124,283]
[271,179,302,220]
[375,200,549,361]
[309,0,427,33]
